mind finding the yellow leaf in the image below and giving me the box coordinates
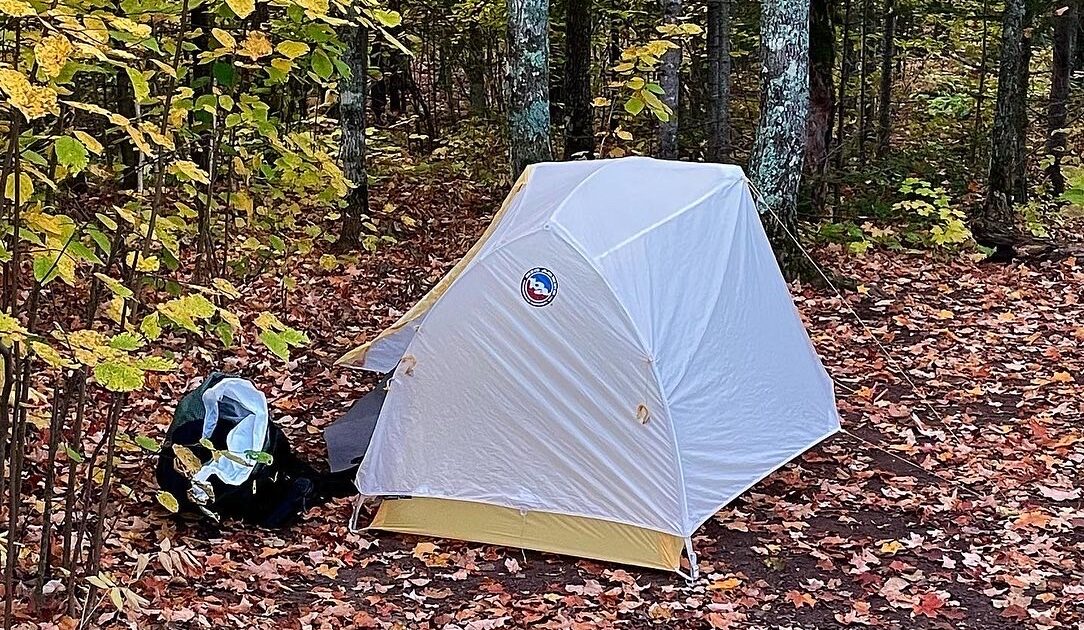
[879,540,904,555]
[73,130,103,155]
[294,0,328,14]
[4,172,34,203]
[270,57,293,74]
[0,69,59,120]
[211,28,237,50]
[1052,371,1074,383]
[412,541,437,559]
[708,577,742,591]
[275,40,309,59]
[108,16,152,39]
[124,124,153,156]
[0,0,34,16]
[83,17,109,44]
[238,32,273,60]
[168,160,210,184]
[171,445,202,474]
[225,0,255,18]
[156,491,180,513]
[34,34,75,80]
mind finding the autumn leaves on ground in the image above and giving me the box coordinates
[51,172,1082,630]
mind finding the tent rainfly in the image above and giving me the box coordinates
[336,157,840,578]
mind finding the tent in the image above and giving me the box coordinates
[335,157,839,578]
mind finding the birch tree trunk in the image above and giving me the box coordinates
[563,0,594,159]
[336,24,369,249]
[657,0,682,159]
[705,0,731,162]
[975,0,1032,253]
[750,0,811,280]
[507,0,553,177]
[1047,0,1079,195]
[807,0,835,215]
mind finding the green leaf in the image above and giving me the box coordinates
[310,49,333,80]
[55,136,89,174]
[214,321,234,347]
[259,329,290,361]
[244,450,274,465]
[135,434,160,452]
[140,313,161,340]
[94,273,133,298]
[624,96,645,116]
[213,61,236,88]
[67,241,103,266]
[93,360,145,392]
[125,67,150,103]
[62,443,85,463]
[109,332,143,351]
[33,255,57,284]
[133,355,177,372]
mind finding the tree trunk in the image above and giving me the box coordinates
[466,25,489,117]
[336,24,370,249]
[858,0,870,163]
[657,0,682,158]
[807,0,835,215]
[563,0,594,159]
[975,0,1033,253]
[750,0,811,281]
[1047,0,1078,195]
[835,0,854,173]
[876,0,896,157]
[507,0,554,177]
[705,0,731,162]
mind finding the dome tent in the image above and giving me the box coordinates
[336,157,839,577]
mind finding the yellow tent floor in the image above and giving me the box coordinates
[368,497,686,573]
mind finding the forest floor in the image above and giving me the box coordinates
[35,168,1084,629]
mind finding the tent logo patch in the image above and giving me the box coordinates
[521,268,558,307]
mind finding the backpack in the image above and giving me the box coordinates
[156,373,327,527]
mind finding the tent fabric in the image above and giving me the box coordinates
[336,173,532,371]
[340,157,839,571]
[370,497,685,573]
[324,375,389,473]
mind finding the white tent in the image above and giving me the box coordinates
[339,157,839,577]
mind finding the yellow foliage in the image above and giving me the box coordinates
[294,0,329,15]
[0,0,34,16]
[34,34,75,80]
[0,69,59,120]
[226,0,255,18]
[239,32,273,60]
[108,16,152,39]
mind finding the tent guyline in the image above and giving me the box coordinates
[747,181,996,503]
[333,158,841,578]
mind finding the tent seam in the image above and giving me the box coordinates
[546,158,625,224]
[549,222,691,535]
[595,177,743,263]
